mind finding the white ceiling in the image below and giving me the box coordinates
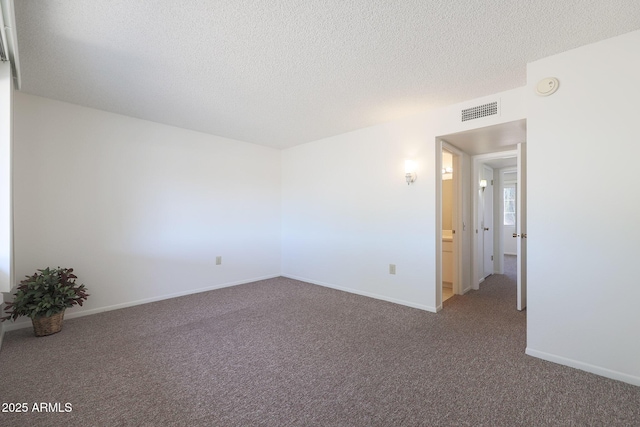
[483,156,517,170]
[441,119,526,156]
[13,1,640,149]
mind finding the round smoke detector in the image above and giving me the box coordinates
[536,77,559,96]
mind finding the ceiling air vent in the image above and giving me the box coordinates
[461,101,498,122]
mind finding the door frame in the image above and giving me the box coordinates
[435,139,465,311]
[471,150,517,290]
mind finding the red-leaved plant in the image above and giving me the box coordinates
[1,267,89,321]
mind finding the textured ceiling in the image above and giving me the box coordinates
[13,1,640,149]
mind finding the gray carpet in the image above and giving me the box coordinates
[0,275,638,426]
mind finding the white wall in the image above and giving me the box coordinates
[9,93,282,327]
[0,61,12,344]
[282,88,525,311]
[282,117,437,310]
[526,30,640,385]
[0,61,11,296]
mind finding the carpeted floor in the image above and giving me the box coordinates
[0,274,638,426]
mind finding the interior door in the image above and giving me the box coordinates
[516,143,527,310]
[482,165,494,277]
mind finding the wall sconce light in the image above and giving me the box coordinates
[405,160,417,185]
[479,179,488,191]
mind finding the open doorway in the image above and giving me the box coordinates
[473,154,517,283]
[435,140,467,311]
[436,119,526,311]
[441,147,456,302]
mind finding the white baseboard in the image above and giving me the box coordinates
[526,347,640,387]
[2,274,281,332]
[282,274,438,313]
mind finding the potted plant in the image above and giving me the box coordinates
[1,267,89,336]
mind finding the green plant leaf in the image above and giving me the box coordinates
[1,267,89,322]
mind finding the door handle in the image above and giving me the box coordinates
[512,233,519,238]
[484,227,490,231]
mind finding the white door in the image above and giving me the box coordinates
[516,143,527,311]
[482,165,494,277]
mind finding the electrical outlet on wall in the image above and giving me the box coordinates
[389,264,396,275]
[216,256,222,265]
